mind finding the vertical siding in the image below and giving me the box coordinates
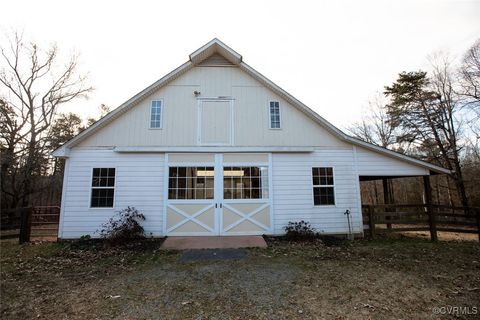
[78,66,349,148]
[272,149,363,235]
[356,147,429,176]
[60,149,164,239]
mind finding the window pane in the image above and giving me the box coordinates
[169,167,178,177]
[91,168,115,207]
[178,167,186,176]
[313,186,335,205]
[269,101,281,128]
[177,189,186,199]
[168,166,215,200]
[312,167,334,186]
[312,167,335,205]
[204,188,213,199]
[223,166,268,199]
[177,178,186,189]
[150,101,162,128]
[91,188,114,208]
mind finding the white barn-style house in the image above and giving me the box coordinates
[53,39,449,239]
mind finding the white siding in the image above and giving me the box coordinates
[59,149,165,239]
[60,148,365,238]
[78,66,349,148]
[272,149,363,235]
[356,147,429,176]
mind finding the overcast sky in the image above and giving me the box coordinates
[2,0,479,129]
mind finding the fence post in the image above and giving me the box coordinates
[476,208,480,243]
[19,207,32,244]
[423,176,437,242]
[382,178,392,229]
[368,205,376,239]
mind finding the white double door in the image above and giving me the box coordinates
[165,154,272,236]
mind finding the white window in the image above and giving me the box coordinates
[223,166,269,199]
[312,167,335,205]
[150,100,163,128]
[91,168,115,208]
[269,101,281,129]
[168,167,215,200]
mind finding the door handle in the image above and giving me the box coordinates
[215,203,218,208]
[220,203,222,208]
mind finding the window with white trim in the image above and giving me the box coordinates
[312,167,335,205]
[269,101,281,129]
[91,168,115,207]
[168,167,214,200]
[150,100,163,128]
[223,166,269,199]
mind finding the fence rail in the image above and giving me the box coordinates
[362,204,480,242]
[1,206,60,243]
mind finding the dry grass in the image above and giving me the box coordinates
[1,236,479,319]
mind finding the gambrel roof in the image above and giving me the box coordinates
[52,39,450,175]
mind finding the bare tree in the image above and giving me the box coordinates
[348,95,399,206]
[0,31,92,207]
[86,103,111,126]
[429,54,469,207]
[459,39,480,113]
[348,94,397,148]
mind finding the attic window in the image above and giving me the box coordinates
[150,100,163,129]
[269,101,281,129]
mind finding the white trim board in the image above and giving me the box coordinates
[114,146,315,153]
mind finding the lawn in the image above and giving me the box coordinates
[1,236,479,319]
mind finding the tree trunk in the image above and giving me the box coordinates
[451,155,470,208]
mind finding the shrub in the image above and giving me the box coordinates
[284,220,317,240]
[79,235,91,241]
[98,207,146,245]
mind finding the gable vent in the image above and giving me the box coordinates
[197,53,235,66]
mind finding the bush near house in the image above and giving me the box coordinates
[284,221,317,240]
[98,207,146,245]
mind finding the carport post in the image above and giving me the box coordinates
[382,178,392,229]
[423,175,437,242]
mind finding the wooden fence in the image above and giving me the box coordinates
[0,206,60,243]
[362,204,480,242]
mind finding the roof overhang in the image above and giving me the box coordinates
[189,38,242,65]
[346,137,451,175]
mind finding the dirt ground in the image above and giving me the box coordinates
[1,236,479,320]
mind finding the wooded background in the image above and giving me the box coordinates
[1,32,479,211]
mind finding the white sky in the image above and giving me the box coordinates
[2,0,479,129]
